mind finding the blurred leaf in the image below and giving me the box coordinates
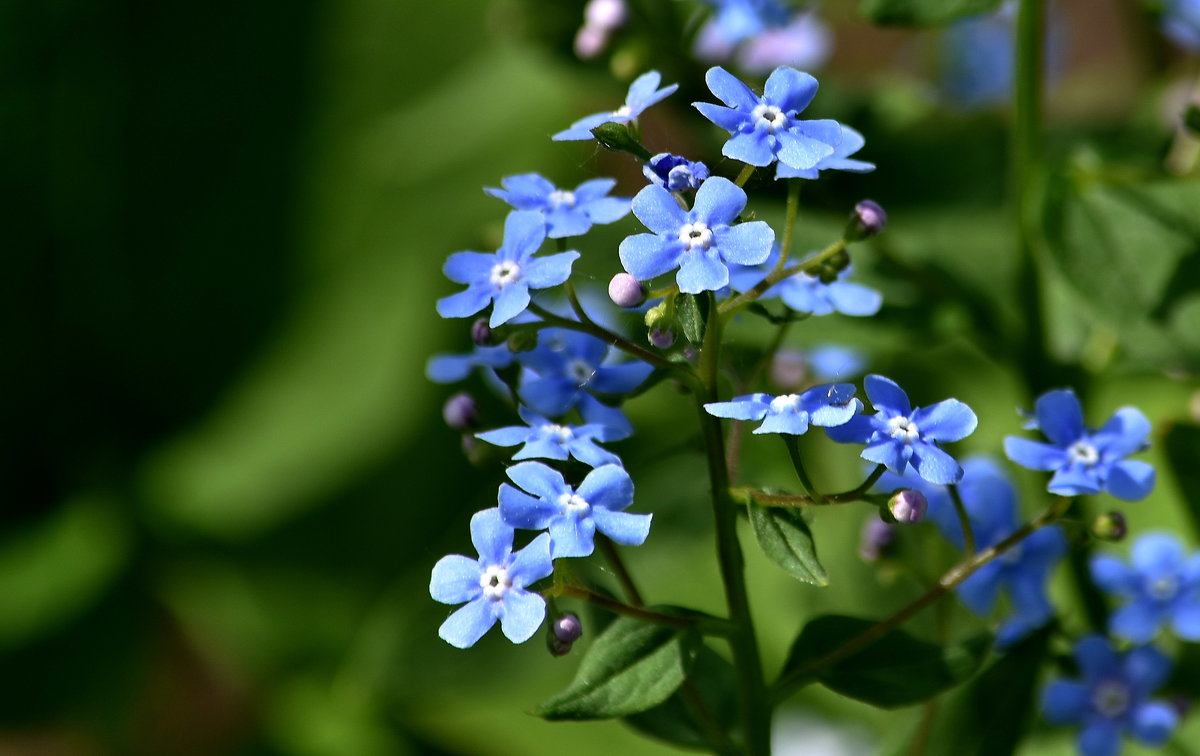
[781,615,992,708]
[1163,421,1200,542]
[267,675,412,756]
[532,615,699,720]
[1185,103,1200,136]
[859,0,1002,26]
[623,644,739,752]
[748,502,829,586]
[676,294,705,345]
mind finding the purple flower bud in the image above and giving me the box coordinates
[847,200,887,240]
[859,518,895,563]
[574,24,608,59]
[553,613,584,643]
[888,489,928,524]
[608,272,647,308]
[585,0,627,29]
[1091,511,1128,542]
[648,327,676,349]
[471,317,493,346]
[443,392,478,431]
[769,348,808,391]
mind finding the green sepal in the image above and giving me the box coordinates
[748,500,829,586]
[531,615,700,720]
[781,614,992,708]
[676,293,706,344]
[859,0,1003,26]
[591,122,653,161]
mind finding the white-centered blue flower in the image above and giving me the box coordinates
[485,174,630,238]
[437,211,580,328]
[704,383,861,435]
[775,124,874,180]
[729,245,882,317]
[476,406,622,468]
[553,70,679,141]
[498,462,650,558]
[1003,389,1155,500]
[619,176,774,294]
[1091,532,1200,644]
[429,508,553,649]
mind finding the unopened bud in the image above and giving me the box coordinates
[443,392,478,431]
[548,613,583,656]
[471,317,494,346]
[608,272,646,308]
[769,348,808,390]
[585,0,627,29]
[648,327,676,349]
[1091,511,1127,542]
[574,24,608,59]
[888,489,927,524]
[590,122,652,160]
[507,330,539,353]
[846,199,887,241]
[859,518,895,563]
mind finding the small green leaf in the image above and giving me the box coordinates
[782,615,992,708]
[749,501,828,586]
[623,644,739,751]
[859,0,1002,26]
[676,293,705,344]
[590,122,652,160]
[1163,421,1200,542]
[532,616,699,720]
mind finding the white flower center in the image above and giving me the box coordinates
[677,221,713,251]
[479,564,512,601]
[1068,440,1099,466]
[542,423,574,444]
[752,104,787,132]
[1147,574,1179,601]
[1091,680,1131,718]
[769,394,801,413]
[558,492,591,514]
[548,190,576,209]
[887,415,920,442]
[613,104,633,118]
[490,261,521,287]
[566,358,595,386]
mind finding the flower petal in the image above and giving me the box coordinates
[693,176,748,226]
[955,563,1003,615]
[775,122,839,170]
[704,66,760,111]
[694,101,749,133]
[506,461,567,500]
[1094,407,1151,458]
[444,251,499,284]
[1131,702,1179,746]
[715,221,775,266]
[912,399,978,442]
[764,66,818,112]
[912,443,964,484]
[522,250,579,289]
[632,184,688,235]
[430,554,484,605]
[1090,555,1135,595]
[864,374,912,415]
[826,281,882,316]
[501,210,548,258]
[498,589,547,644]
[705,394,771,421]
[723,130,777,166]
[577,464,634,513]
[1124,644,1174,695]
[1047,464,1102,496]
[583,196,632,225]
[1034,389,1085,447]
[1004,436,1065,471]
[620,234,681,281]
[489,284,532,327]
[498,484,558,530]
[824,413,877,443]
[437,286,493,320]
[1109,600,1163,644]
[1041,680,1088,724]
[1077,720,1122,756]
[677,249,730,294]
[548,515,597,558]
[592,508,652,546]
[1105,460,1155,501]
[438,598,497,649]
[862,438,911,474]
[469,508,513,564]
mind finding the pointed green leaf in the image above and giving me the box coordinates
[676,293,705,344]
[749,501,829,586]
[532,615,699,720]
[782,614,992,708]
[623,644,739,751]
[860,0,1002,26]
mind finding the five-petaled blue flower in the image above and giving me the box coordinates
[499,462,651,558]
[643,153,710,192]
[429,508,554,649]
[1042,636,1178,756]
[1091,532,1200,644]
[1003,389,1155,500]
[476,406,623,468]
[693,66,842,170]
[553,70,679,141]
[619,176,774,294]
[827,374,978,484]
[775,124,875,180]
[729,246,881,317]
[485,174,630,238]
[436,211,580,327]
[704,383,861,435]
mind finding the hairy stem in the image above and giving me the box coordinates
[948,484,977,556]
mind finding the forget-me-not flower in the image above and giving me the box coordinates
[643,153,710,192]
[693,66,842,171]
[696,0,790,47]
[429,508,554,649]
[775,124,874,180]
[1004,389,1155,500]
[704,383,861,435]
[1163,0,1200,53]
[553,71,679,141]
[485,174,630,238]
[736,11,833,75]
[827,374,977,484]
[437,211,580,327]
[499,462,651,558]
[729,245,882,316]
[619,176,774,294]
[476,406,622,468]
[1091,532,1200,643]
[1042,636,1178,756]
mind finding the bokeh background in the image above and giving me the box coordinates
[6,0,1200,754]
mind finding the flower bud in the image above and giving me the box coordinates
[846,199,887,241]
[585,0,627,29]
[888,489,927,524]
[608,272,646,308]
[648,327,676,349]
[859,518,895,563]
[1091,511,1128,542]
[506,330,539,353]
[574,24,608,59]
[643,153,709,192]
[769,348,808,391]
[470,317,494,346]
[548,613,583,656]
[590,122,652,160]
[442,392,478,431]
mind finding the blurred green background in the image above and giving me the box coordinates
[6,0,1200,753]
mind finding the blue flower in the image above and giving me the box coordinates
[1042,636,1178,756]
[485,174,630,239]
[426,343,515,384]
[1003,389,1155,500]
[498,462,651,558]
[704,383,861,435]
[735,11,833,75]
[939,9,1015,107]
[826,374,978,484]
[1091,532,1200,644]
[729,246,881,316]
[476,406,623,468]
[437,211,580,327]
[693,66,842,170]
[807,344,868,382]
[775,124,874,180]
[643,153,710,192]
[429,508,554,648]
[618,176,774,293]
[553,71,679,141]
[697,0,790,46]
[1163,0,1200,53]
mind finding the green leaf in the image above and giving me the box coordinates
[1185,103,1200,136]
[859,0,1002,26]
[781,615,992,708]
[623,644,739,751]
[1163,421,1200,542]
[676,293,705,344]
[532,616,699,720]
[748,502,829,586]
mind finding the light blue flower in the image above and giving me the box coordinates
[736,11,833,75]
[696,0,790,47]
[437,211,580,327]
[1164,0,1200,52]
[619,176,774,294]
[485,174,630,239]
[476,406,622,468]
[426,343,515,384]
[1003,389,1155,500]
[553,70,679,141]
[807,344,868,382]
[498,462,651,558]
[704,383,861,435]
[1091,532,1200,644]
[729,246,881,317]
[827,374,977,484]
[1042,636,1178,756]
[643,153,710,192]
[775,124,874,180]
[429,508,554,648]
[693,66,842,170]
[939,9,1015,107]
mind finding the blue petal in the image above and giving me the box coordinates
[499,172,556,199]
[514,437,570,462]
[1047,464,1102,496]
[1077,720,1122,756]
[444,251,499,284]
[476,426,532,448]
[826,282,882,316]
[575,177,617,201]
[437,286,493,320]
[716,222,775,265]
[824,413,877,443]
[501,210,548,258]
[1094,407,1152,458]
[764,67,819,113]
[1041,680,1088,724]
[1003,436,1065,471]
[522,250,579,289]
[577,464,634,513]
[677,249,730,293]
[426,354,474,383]
[862,439,911,474]
[570,439,622,468]
[632,184,688,235]
[723,131,777,166]
[553,111,616,141]
[1090,555,1135,595]
[506,461,567,500]
[499,589,547,644]
[1109,600,1163,644]
[754,411,809,435]
[912,399,978,442]
[1132,533,1185,572]
[706,394,771,421]
[579,394,634,440]
[592,361,654,394]
[498,484,557,530]
[489,284,532,327]
[592,508,652,546]
[693,176,748,226]
[774,162,819,180]
[913,443,964,485]
[864,374,912,415]
[439,598,497,649]
[1073,635,1120,678]
[1131,702,1178,746]
[430,554,483,605]
[956,563,1003,614]
[704,66,760,111]
[519,376,577,416]
[583,196,632,225]
[470,508,513,564]
[548,515,597,558]
[620,234,681,281]
[509,532,554,586]
[1172,602,1200,641]
[1124,644,1173,695]
[1034,389,1085,447]
[545,207,591,238]
[1105,460,1155,501]
[775,124,838,170]
[694,102,749,133]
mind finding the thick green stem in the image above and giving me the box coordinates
[782,436,823,503]
[734,163,756,187]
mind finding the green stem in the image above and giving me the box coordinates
[550,584,734,636]
[772,180,801,277]
[598,535,644,607]
[733,465,886,508]
[782,436,822,503]
[719,238,847,319]
[526,302,683,375]
[734,163,756,187]
[948,484,977,556]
